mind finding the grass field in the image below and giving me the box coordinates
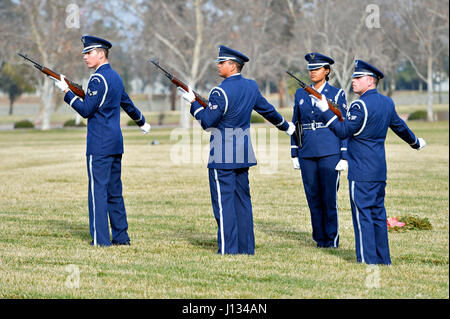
[0,119,448,299]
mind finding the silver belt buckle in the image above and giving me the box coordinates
[311,121,316,130]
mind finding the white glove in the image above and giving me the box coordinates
[335,159,348,171]
[291,157,300,170]
[310,94,329,112]
[179,86,195,103]
[286,121,296,136]
[54,74,69,93]
[417,137,426,150]
[139,122,151,134]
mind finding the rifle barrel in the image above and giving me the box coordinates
[149,58,208,108]
[286,70,306,88]
[149,58,173,80]
[18,52,85,99]
[17,53,44,70]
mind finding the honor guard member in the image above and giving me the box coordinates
[311,60,426,264]
[180,45,295,255]
[290,53,348,248]
[53,35,151,246]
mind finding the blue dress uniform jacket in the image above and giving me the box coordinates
[63,63,146,246]
[64,63,146,155]
[290,81,347,248]
[290,82,347,159]
[320,88,420,264]
[321,89,419,181]
[190,73,290,254]
[191,74,290,168]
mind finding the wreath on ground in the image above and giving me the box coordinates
[387,215,433,232]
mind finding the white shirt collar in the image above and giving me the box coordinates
[314,81,327,93]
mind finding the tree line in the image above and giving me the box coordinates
[0,0,448,129]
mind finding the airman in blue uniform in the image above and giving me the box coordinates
[53,36,151,246]
[180,45,295,255]
[312,60,426,264]
[290,53,348,248]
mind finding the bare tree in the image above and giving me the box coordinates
[298,2,384,98]
[123,0,231,127]
[2,0,112,130]
[4,0,446,128]
[0,0,20,66]
[17,1,84,130]
[382,0,449,121]
[223,0,295,107]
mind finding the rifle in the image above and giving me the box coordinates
[286,70,343,122]
[17,53,85,99]
[149,58,208,108]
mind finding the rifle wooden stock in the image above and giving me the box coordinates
[286,70,343,122]
[149,59,208,108]
[18,53,85,99]
[40,67,85,99]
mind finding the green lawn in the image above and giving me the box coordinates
[0,120,448,298]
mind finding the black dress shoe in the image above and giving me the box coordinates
[112,241,130,246]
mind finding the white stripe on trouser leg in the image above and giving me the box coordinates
[214,169,225,255]
[351,181,365,263]
[333,172,340,247]
[89,155,97,246]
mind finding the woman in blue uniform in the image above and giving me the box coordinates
[290,53,348,248]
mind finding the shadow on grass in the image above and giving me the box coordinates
[256,220,356,263]
[256,220,316,247]
[170,219,357,263]
[187,235,218,253]
[320,245,356,263]
[46,219,91,242]
[171,226,218,253]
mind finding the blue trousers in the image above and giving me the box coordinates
[349,180,391,265]
[208,168,254,255]
[86,154,130,246]
[299,154,340,248]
